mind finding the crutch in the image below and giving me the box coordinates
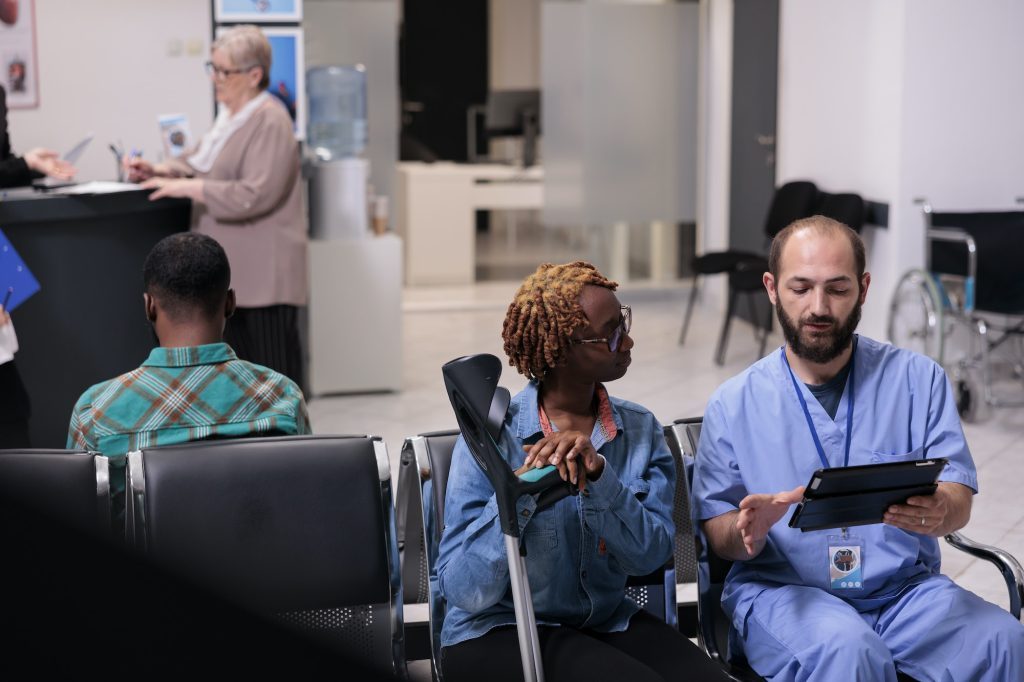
[442,354,575,682]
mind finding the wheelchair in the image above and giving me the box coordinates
[888,201,1024,420]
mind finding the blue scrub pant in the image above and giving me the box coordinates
[738,575,1024,681]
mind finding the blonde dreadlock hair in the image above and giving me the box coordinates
[502,261,618,381]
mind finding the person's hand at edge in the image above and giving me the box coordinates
[24,148,76,180]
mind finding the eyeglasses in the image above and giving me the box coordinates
[204,61,254,80]
[572,305,632,353]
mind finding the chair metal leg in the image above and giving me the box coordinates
[679,276,701,345]
[714,288,738,366]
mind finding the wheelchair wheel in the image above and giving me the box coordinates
[888,269,944,363]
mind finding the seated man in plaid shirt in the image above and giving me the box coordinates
[67,232,311,516]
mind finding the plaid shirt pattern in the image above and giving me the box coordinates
[67,343,310,495]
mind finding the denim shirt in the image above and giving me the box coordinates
[436,381,675,647]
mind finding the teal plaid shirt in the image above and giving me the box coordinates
[67,343,311,497]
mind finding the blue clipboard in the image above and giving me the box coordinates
[0,228,41,312]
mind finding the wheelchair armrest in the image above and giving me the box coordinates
[926,227,978,310]
[945,531,1024,620]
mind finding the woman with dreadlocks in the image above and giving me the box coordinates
[436,262,726,682]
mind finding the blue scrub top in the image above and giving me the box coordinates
[692,335,978,630]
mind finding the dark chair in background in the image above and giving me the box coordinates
[126,435,407,679]
[680,180,819,351]
[679,415,1024,682]
[701,186,866,366]
[0,449,111,539]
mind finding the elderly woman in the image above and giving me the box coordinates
[127,25,306,388]
[436,262,726,682]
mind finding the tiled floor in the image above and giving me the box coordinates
[309,277,1024,671]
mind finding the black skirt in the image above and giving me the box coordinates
[0,360,31,448]
[224,304,305,394]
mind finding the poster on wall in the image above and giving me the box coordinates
[214,0,302,23]
[215,26,305,140]
[0,0,39,108]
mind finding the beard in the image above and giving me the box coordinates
[776,297,861,364]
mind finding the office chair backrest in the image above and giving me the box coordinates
[817,192,866,233]
[763,181,819,238]
[0,449,111,538]
[126,435,405,678]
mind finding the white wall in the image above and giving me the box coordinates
[775,0,1024,339]
[8,0,214,182]
[698,0,733,259]
[776,0,906,337]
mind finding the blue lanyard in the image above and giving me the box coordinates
[781,336,857,469]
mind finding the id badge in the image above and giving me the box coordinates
[827,530,865,591]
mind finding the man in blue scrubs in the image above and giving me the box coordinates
[692,216,1024,681]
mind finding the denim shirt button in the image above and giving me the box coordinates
[581,570,587,579]
[521,509,531,517]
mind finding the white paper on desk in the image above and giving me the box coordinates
[54,181,143,195]
[0,320,19,366]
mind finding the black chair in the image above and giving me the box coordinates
[401,430,460,681]
[408,429,677,681]
[398,431,461,608]
[125,435,406,679]
[818,192,866,234]
[680,180,819,350]
[680,415,1024,681]
[0,449,111,539]
[709,188,867,366]
[662,420,700,631]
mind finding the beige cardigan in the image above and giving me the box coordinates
[169,98,307,308]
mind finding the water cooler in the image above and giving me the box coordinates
[307,65,369,238]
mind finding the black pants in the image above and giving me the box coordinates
[0,360,30,449]
[441,610,729,682]
[224,304,305,393]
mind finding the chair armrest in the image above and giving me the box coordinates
[945,531,1024,620]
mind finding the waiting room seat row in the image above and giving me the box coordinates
[3,428,1023,681]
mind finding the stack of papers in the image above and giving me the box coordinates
[53,181,143,195]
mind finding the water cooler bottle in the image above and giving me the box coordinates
[307,65,369,239]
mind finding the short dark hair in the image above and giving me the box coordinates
[143,233,231,320]
[768,215,866,282]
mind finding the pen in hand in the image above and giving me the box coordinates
[2,287,12,313]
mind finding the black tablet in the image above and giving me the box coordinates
[788,458,948,532]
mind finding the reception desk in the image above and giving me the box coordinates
[0,187,190,447]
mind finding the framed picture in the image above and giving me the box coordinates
[214,0,302,23]
[214,26,305,139]
[0,0,40,108]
